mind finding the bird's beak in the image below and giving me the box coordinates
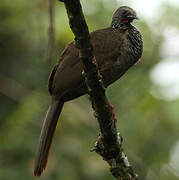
[127,14,139,20]
[135,15,139,20]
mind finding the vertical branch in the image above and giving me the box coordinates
[45,0,55,63]
[59,0,138,179]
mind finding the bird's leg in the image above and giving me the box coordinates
[108,101,117,128]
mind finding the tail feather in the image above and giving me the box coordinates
[34,98,64,176]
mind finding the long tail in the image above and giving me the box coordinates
[34,98,64,176]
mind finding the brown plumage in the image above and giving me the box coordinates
[34,6,143,176]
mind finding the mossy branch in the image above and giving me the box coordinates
[59,0,137,179]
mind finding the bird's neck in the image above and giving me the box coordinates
[110,20,132,30]
[127,26,143,60]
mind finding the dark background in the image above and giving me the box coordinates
[0,0,179,179]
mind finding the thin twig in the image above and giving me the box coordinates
[45,0,55,63]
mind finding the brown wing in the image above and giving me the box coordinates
[91,28,124,69]
[49,28,125,99]
[49,42,83,97]
[48,42,80,96]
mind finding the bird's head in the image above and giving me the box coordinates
[111,6,138,29]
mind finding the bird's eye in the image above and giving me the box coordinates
[123,19,129,23]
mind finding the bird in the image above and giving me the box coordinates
[34,6,143,176]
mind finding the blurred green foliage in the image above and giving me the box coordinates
[0,0,179,180]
